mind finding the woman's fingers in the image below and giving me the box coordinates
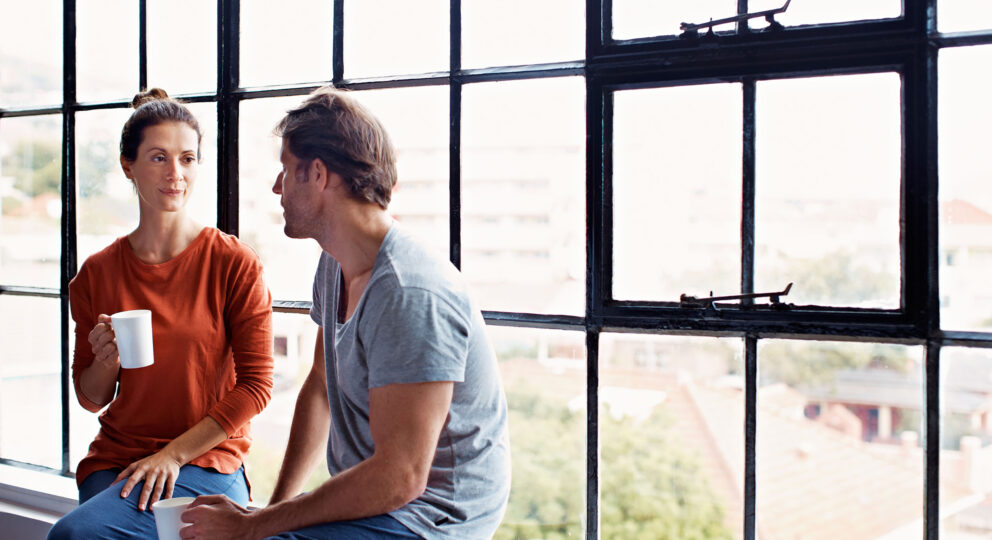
[120,465,143,499]
[141,471,167,511]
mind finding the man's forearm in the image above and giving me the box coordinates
[250,453,421,538]
[269,365,331,503]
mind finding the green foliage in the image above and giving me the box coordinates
[759,341,914,387]
[496,384,732,540]
[2,139,60,196]
[1,138,116,201]
[777,249,893,306]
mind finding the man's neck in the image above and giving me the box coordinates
[316,203,394,282]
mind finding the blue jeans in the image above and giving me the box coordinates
[265,513,421,539]
[47,464,248,539]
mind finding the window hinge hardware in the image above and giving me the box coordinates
[680,282,793,309]
[680,0,792,39]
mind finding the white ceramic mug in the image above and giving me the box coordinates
[110,309,154,369]
[152,496,195,540]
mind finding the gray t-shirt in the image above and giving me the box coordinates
[310,224,511,539]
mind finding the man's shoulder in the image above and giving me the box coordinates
[375,228,467,300]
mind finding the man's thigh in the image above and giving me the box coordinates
[265,513,421,540]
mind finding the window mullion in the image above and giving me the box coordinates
[742,78,756,303]
[217,0,239,235]
[924,341,940,540]
[449,0,462,269]
[333,0,343,84]
[586,328,600,540]
[61,0,79,477]
[744,335,757,540]
[139,0,147,91]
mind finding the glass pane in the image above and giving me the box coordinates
[357,87,450,259]
[759,340,924,538]
[940,0,992,33]
[77,0,138,103]
[612,0,732,41]
[755,73,901,308]
[147,0,217,95]
[490,326,586,539]
[0,295,61,469]
[461,78,585,315]
[463,0,584,69]
[748,0,900,29]
[240,0,333,87]
[239,96,323,302]
[246,311,325,503]
[613,83,742,302]
[939,46,992,332]
[0,115,62,288]
[0,2,62,107]
[76,108,136,264]
[599,333,742,540]
[76,106,217,266]
[345,0,448,79]
[184,102,219,227]
[940,347,992,537]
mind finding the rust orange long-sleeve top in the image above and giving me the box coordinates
[68,227,274,487]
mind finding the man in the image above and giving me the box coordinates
[181,87,511,539]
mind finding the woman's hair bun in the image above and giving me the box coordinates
[131,88,171,109]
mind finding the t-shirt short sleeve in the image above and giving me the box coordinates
[359,285,470,388]
[310,254,330,326]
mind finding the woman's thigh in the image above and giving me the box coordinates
[48,465,248,540]
[78,468,121,504]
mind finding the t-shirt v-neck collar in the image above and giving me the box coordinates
[335,224,397,326]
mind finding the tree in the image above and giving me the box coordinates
[2,139,60,197]
[496,384,732,540]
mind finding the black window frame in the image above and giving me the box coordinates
[2,1,992,539]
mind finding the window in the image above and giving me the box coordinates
[3,1,992,538]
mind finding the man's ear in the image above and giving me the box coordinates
[310,158,330,189]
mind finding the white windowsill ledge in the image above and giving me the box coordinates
[0,464,77,532]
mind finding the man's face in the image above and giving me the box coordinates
[273,139,314,239]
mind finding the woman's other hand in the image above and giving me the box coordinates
[88,314,121,371]
[115,450,183,511]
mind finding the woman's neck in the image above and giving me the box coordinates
[128,212,203,264]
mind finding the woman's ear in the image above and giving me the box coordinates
[120,154,134,180]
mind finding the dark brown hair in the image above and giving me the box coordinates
[120,88,202,161]
[275,86,397,209]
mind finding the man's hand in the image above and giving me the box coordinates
[115,450,183,511]
[180,494,258,540]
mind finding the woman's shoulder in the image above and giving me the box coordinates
[202,227,263,267]
[78,236,129,272]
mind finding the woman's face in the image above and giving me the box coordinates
[121,121,199,215]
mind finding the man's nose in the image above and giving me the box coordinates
[273,172,283,194]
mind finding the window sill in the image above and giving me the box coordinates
[0,464,76,527]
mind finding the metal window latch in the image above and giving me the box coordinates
[680,282,793,309]
[680,0,792,39]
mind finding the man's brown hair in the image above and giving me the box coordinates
[275,87,397,208]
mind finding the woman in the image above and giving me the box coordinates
[48,88,274,539]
